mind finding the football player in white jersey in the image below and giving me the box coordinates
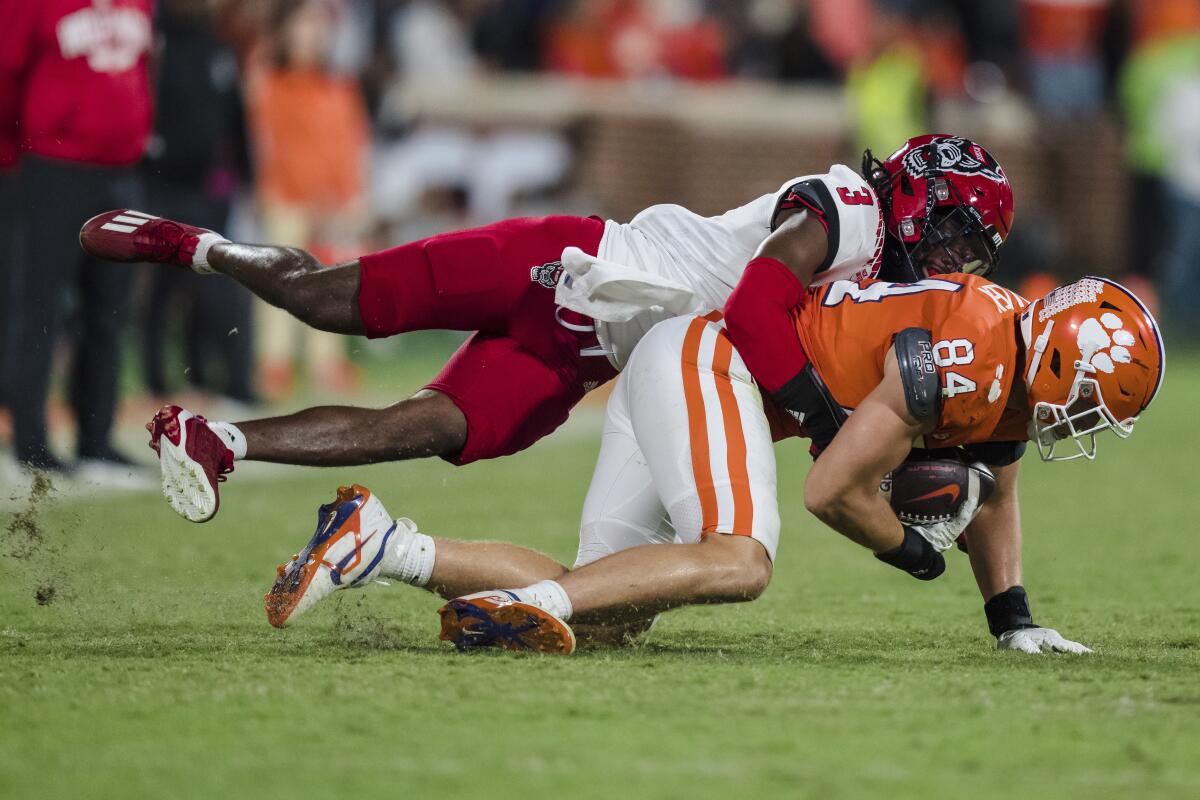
[244,138,1108,658]
[259,273,1161,656]
[79,135,1010,525]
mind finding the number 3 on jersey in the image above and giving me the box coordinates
[836,187,874,206]
[933,338,976,397]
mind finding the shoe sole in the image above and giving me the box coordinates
[158,418,218,523]
[437,598,576,655]
[265,553,322,629]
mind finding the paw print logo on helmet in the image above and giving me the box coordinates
[865,134,1014,283]
[1020,277,1165,462]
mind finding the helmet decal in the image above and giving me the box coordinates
[1076,315,1136,374]
[1038,278,1105,322]
[900,136,1005,183]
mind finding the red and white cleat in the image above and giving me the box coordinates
[437,591,576,655]
[146,405,234,523]
[79,209,226,272]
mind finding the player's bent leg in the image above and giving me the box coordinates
[80,209,362,335]
[425,538,567,599]
[145,392,468,521]
[207,245,364,335]
[80,210,365,335]
[234,389,468,466]
[629,313,782,561]
[572,386,675,568]
[565,533,773,625]
[259,479,581,631]
[437,314,783,652]
[437,534,772,654]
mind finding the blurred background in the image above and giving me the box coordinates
[1,0,1198,484]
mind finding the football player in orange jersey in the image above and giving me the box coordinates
[80,135,1013,525]
[262,266,1163,655]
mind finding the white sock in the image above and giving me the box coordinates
[207,421,247,460]
[511,580,573,622]
[379,522,435,587]
[192,232,229,275]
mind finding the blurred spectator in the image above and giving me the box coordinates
[141,0,256,406]
[847,4,930,156]
[723,1,837,82]
[471,0,560,72]
[0,0,154,479]
[372,0,571,227]
[246,0,371,398]
[390,0,479,84]
[546,0,726,81]
[544,0,628,78]
[1157,65,1200,338]
[947,0,1020,79]
[1118,19,1200,279]
[1020,0,1111,116]
[809,0,873,70]
[1131,0,1200,45]
[918,3,969,98]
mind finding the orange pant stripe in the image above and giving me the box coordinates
[681,316,719,533]
[712,329,754,536]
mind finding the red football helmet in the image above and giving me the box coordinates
[1020,276,1165,462]
[865,134,1015,282]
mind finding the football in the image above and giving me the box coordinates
[881,451,996,525]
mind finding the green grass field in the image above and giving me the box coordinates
[2,354,1198,800]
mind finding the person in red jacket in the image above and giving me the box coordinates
[0,0,154,477]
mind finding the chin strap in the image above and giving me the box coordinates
[1024,318,1054,389]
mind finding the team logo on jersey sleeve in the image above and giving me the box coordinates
[901,136,1005,182]
[530,260,563,289]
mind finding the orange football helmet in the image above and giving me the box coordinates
[1020,276,1165,461]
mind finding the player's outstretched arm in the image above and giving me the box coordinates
[965,461,1023,599]
[803,354,924,555]
[966,462,1093,654]
[723,211,828,394]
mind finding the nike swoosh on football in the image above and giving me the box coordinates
[911,484,960,504]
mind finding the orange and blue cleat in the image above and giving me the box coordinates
[265,484,413,628]
[438,591,576,655]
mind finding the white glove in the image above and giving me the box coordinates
[908,490,981,552]
[997,627,1093,654]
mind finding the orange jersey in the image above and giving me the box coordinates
[793,274,1030,448]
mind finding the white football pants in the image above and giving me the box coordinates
[574,313,780,567]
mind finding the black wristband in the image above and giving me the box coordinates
[984,585,1036,637]
[875,526,946,581]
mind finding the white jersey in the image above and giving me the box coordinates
[563,164,885,369]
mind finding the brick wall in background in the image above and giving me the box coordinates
[405,78,1131,278]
